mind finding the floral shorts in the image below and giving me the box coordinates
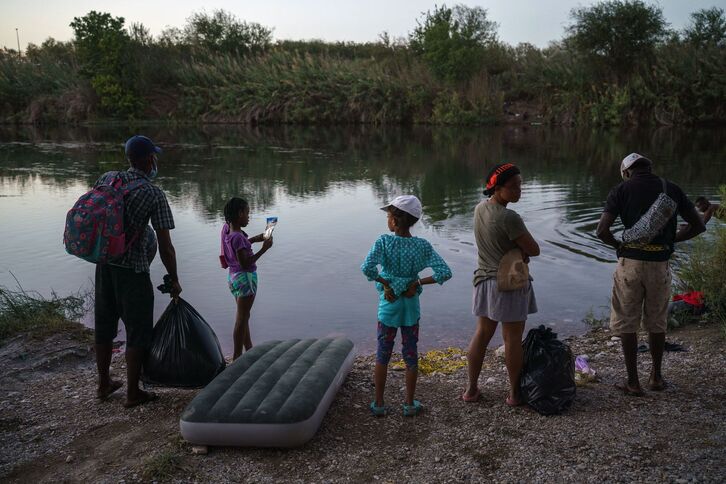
[228,271,258,298]
[376,322,419,369]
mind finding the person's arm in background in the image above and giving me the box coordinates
[701,205,715,225]
[674,186,707,242]
[676,206,706,242]
[156,228,182,299]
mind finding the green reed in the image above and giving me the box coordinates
[0,284,89,341]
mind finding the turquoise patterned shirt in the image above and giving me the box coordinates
[361,234,452,327]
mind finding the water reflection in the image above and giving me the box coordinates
[1,125,723,352]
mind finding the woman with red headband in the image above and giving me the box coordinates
[462,162,540,406]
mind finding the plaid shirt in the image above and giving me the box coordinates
[95,168,175,273]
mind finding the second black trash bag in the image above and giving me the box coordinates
[143,298,226,388]
[519,325,575,415]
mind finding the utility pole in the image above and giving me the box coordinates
[16,28,21,59]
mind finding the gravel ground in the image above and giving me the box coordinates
[0,323,724,483]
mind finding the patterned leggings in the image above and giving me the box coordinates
[376,322,419,369]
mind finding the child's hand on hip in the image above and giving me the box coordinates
[403,280,419,298]
[383,285,396,302]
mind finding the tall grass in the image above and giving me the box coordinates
[0,57,81,114]
[0,284,89,341]
[675,186,726,336]
[1,31,725,125]
[174,51,445,124]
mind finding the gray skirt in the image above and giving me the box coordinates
[472,278,538,322]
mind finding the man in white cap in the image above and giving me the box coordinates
[596,153,704,396]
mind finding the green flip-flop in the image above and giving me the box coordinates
[369,401,386,417]
[402,400,422,417]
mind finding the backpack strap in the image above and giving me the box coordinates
[117,174,151,250]
[221,224,228,257]
[219,224,230,269]
[655,177,672,239]
[104,170,149,193]
[121,177,150,194]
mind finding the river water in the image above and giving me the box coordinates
[1,125,723,353]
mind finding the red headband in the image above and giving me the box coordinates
[485,163,515,190]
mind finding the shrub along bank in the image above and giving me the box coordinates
[1,2,726,126]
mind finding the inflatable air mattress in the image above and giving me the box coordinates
[180,337,354,447]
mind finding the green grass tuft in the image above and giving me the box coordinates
[582,303,610,329]
[0,283,89,342]
[142,450,183,481]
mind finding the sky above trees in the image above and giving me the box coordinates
[2,0,723,50]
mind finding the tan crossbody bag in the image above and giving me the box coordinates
[497,248,529,291]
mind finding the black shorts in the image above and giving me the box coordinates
[94,264,154,349]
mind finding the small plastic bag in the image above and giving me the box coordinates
[574,355,597,386]
[264,217,278,240]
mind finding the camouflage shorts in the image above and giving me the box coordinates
[610,258,670,334]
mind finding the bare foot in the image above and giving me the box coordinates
[461,388,481,402]
[97,379,123,401]
[505,394,524,407]
[123,390,159,408]
[615,381,645,397]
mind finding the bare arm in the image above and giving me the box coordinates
[156,228,181,298]
[676,206,706,242]
[702,206,716,225]
[236,237,273,268]
[403,275,436,297]
[514,231,540,257]
[248,233,265,243]
[375,277,397,302]
[596,212,621,251]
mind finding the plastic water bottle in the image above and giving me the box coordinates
[264,217,278,240]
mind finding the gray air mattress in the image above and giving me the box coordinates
[180,337,354,447]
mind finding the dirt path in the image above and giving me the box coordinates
[1,323,724,483]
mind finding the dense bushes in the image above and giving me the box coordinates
[676,186,726,335]
[1,3,725,125]
[174,51,432,123]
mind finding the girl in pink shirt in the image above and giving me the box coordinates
[221,197,273,360]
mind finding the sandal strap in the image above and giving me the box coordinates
[369,401,386,416]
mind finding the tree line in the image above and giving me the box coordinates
[1,1,725,126]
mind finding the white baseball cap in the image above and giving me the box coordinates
[380,195,423,219]
[620,152,652,173]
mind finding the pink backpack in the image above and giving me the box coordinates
[63,172,148,263]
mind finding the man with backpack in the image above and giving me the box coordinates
[93,135,182,408]
[596,153,705,396]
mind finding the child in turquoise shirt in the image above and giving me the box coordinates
[361,195,452,416]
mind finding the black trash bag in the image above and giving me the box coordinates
[142,298,226,388]
[519,325,575,415]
